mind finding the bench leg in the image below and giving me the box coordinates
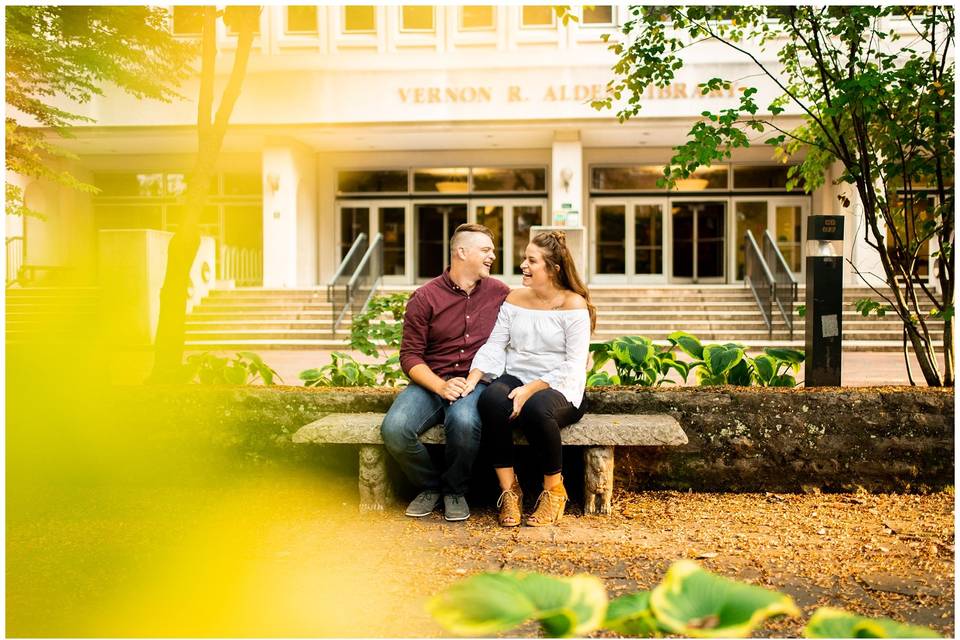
[358,444,393,512]
[583,446,614,515]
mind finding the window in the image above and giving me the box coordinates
[401,6,435,32]
[413,168,468,193]
[582,6,614,25]
[344,5,376,33]
[171,6,203,35]
[226,11,261,35]
[592,166,665,191]
[521,5,555,27]
[460,5,495,30]
[286,6,318,34]
[672,165,728,190]
[472,168,546,192]
[733,165,803,190]
[337,170,408,194]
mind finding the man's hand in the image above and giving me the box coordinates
[507,383,540,419]
[438,377,467,402]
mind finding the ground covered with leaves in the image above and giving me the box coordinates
[8,467,953,637]
[395,490,955,638]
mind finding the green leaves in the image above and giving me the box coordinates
[605,591,663,636]
[668,331,704,360]
[805,607,941,638]
[350,292,410,357]
[299,351,405,388]
[854,298,891,318]
[432,561,945,638]
[587,336,682,387]
[427,571,607,638]
[183,351,281,386]
[651,560,800,637]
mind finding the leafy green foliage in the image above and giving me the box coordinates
[349,292,409,357]
[854,298,891,318]
[667,332,804,387]
[427,571,607,638]
[183,351,281,385]
[5,6,195,216]
[597,5,955,386]
[587,336,688,387]
[431,561,939,638]
[299,352,405,388]
[650,560,800,637]
[805,607,941,638]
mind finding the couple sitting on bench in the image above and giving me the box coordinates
[381,223,596,527]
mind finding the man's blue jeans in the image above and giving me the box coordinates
[381,382,485,496]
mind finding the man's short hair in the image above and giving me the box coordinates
[450,223,495,254]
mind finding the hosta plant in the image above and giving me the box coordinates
[299,351,405,388]
[183,351,281,385]
[587,336,689,387]
[668,332,804,387]
[429,560,940,638]
[350,292,409,357]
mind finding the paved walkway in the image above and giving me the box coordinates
[156,348,948,388]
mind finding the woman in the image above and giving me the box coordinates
[460,230,596,527]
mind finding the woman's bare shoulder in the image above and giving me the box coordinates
[563,292,588,310]
[506,288,529,305]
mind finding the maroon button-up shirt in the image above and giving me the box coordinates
[399,269,510,380]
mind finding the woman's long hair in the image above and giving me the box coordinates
[531,230,597,332]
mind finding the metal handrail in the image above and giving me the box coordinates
[6,236,23,287]
[762,230,799,340]
[744,230,775,338]
[347,233,384,324]
[326,233,384,336]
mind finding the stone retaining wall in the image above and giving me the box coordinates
[118,385,953,492]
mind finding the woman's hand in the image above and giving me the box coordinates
[507,380,548,419]
[459,368,485,398]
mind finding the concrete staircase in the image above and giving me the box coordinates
[5,286,102,345]
[183,284,947,352]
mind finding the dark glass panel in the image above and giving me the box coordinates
[413,168,468,193]
[472,167,546,192]
[596,205,626,274]
[379,207,406,276]
[337,170,408,194]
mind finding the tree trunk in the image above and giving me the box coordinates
[148,7,258,383]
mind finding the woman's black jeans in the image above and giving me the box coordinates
[477,374,585,476]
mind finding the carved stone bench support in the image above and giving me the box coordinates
[358,444,392,512]
[584,446,614,515]
[293,412,686,515]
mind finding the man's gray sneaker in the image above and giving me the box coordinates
[443,494,470,521]
[405,490,442,517]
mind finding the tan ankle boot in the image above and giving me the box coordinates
[497,480,523,527]
[525,479,567,527]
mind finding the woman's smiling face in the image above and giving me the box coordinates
[519,243,554,288]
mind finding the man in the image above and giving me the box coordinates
[382,223,510,521]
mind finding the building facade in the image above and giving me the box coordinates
[9,5,921,290]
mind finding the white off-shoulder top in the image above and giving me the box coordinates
[470,301,591,408]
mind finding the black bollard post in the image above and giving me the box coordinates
[805,215,844,387]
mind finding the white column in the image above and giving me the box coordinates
[550,130,583,218]
[842,165,885,287]
[262,141,317,288]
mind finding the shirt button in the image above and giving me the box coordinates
[465,333,470,337]
[460,349,464,353]
[466,315,470,319]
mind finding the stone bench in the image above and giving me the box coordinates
[293,412,687,515]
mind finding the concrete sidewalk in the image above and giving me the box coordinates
[107,348,950,387]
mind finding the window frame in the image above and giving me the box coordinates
[284,5,319,35]
[458,5,496,31]
[519,5,557,29]
[399,5,436,33]
[342,5,378,34]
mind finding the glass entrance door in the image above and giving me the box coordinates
[732,197,808,281]
[670,200,726,283]
[591,198,667,282]
[470,200,546,282]
[415,203,467,280]
[336,201,412,283]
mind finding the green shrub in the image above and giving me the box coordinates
[183,351,281,385]
[587,336,689,387]
[429,560,940,638]
[668,332,804,387]
[350,292,409,357]
[299,352,405,388]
